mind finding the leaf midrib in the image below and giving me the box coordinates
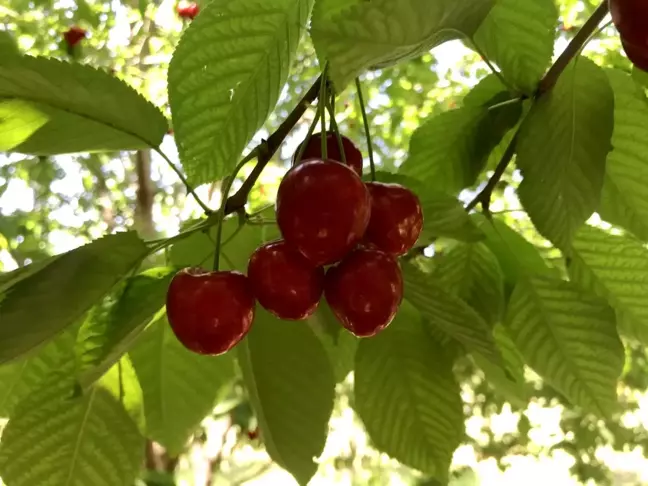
[64,387,97,486]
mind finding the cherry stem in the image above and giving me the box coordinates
[294,110,321,166]
[355,77,376,181]
[327,97,347,164]
[319,65,329,159]
[213,159,251,270]
[154,148,211,214]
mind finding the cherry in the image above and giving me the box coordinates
[276,159,371,267]
[247,240,324,320]
[63,26,87,47]
[324,248,403,337]
[294,132,363,176]
[363,182,423,256]
[622,37,648,72]
[176,2,200,19]
[609,0,648,49]
[166,268,255,355]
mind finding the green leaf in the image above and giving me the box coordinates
[129,317,235,455]
[599,69,648,240]
[76,267,175,389]
[354,301,463,479]
[569,225,648,340]
[0,232,147,364]
[168,0,314,185]
[472,215,552,289]
[372,171,483,242]
[310,0,495,88]
[0,373,144,486]
[238,309,335,486]
[0,328,76,418]
[434,242,504,326]
[0,56,167,154]
[400,100,520,195]
[0,31,19,57]
[463,74,508,108]
[0,255,60,294]
[505,274,622,416]
[515,56,614,251]
[402,264,503,367]
[472,324,528,408]
[473,0,558,94]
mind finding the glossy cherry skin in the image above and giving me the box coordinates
[609,0,648,49]
[176,2,200,19]
[166,268,255,355]
[294,132,363,177]
[363,182,423,256]
[247,240,324,320]
[276,159,371,267]
[324,248,403,337]
[622,37,648,72]
[63,26,87,47]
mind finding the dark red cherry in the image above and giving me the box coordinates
[276,159,371,267]
[294,132,363,176]
[364,182,423,256]
[166,268,255,355]
[609,0,648,49]
[324,248,403,337]
[247,240,324,320]
[621,37,648,72]
[176,2,200,19]
[63,26,87,47]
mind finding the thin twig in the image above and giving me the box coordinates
[223,74,323,214]
[536,1,609,95]
[155,148,211,214]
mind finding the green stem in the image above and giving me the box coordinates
[213,159,249,270]
[355,77,376,181]
[146,218,213,253]
[293,110,321,165]
[154,148,211,214]
[327,98,347,164]
[319,66,328,159]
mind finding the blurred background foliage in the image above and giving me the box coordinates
[2,0,648,484]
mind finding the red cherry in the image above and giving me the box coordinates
[166,268,255,355]
[363,182,423,256]
[176,2,200,19]
[63,26,87,47]
[621,37,648,72]
[324,248,403,337]
[276,159,371,267]
[294,132,363,176]
[609,0,648,49]
[247,428,259,440]
[247,240,324,320]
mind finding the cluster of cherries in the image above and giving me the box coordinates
[609,0,648,71]
[166,132,423,356]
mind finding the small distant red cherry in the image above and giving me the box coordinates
[63,26,87,47]
[176,2,200,19]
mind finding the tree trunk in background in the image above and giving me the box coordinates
[134,149,156,239]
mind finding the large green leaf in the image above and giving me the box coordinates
[599,69,648,241]
[472,215,553,289]
[76,267,175,389]
[400,100,521,195]
[515,57,614,251]
[434,242,504,326]
[569,225,648,341]
[238,309,335,486]
[0,232,147,364]
[354,301,463,479]
[0,371,144,486]
[129,317,236,455]
[168,0,314,185]
[505,275,622,416]
[0,31,19,57]
[473,0,558,94]
[0,328,76,418]
[402,264,503,367]
[310,0,495,88]
[0,56,167,154]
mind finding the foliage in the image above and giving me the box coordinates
[2,0,648,485]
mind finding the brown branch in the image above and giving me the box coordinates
[134,149,156,238]
[223,75,323,215]
[464,0,609,214]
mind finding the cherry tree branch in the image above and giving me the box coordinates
[223,75,323,215]
[463,0,609,214]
